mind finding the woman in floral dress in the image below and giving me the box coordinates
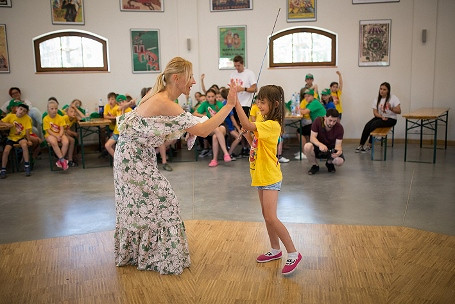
[113,57,239,275]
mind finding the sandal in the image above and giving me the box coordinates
[208,160,218,167]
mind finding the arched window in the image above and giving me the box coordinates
[269,27,337,68]
[33,30,109,73]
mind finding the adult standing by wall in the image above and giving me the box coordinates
[113,57,240,275]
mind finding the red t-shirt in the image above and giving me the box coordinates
[311,116,344,149]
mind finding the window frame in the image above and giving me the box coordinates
[33,30,109,73]
[269,27,337,68]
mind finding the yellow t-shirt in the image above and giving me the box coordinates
[43,114,66,137]
[113,107,132,135]
[63,114,77,128]
[249,104,264,122]
[1,113,32,142]
[104,103,119,130]
[299,99,312,121]
[250,120,282,187]
[331,90,342,113]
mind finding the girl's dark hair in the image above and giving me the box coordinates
[376,82,391,110]
[256,85,285,135]
[220,88,229,100]
[141,87,152,98]
[330,82,338,88]
[322,94,333,105]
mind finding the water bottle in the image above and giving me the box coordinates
[98,98,104,117]
[294,92,300,115]
[290,93,296,115]
[85,107,91,121]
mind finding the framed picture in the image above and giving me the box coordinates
[218,26,246,70]
[0,0,12,8]
[353,0,399,3]
[120,0,163,12]
[0,24,10,73]
[51,0,84,25]
[359,19,391,67]
[287,0,316,22]
[130,29,160,73]
[210,0,252,12]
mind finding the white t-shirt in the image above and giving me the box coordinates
[230,69,257,107]
[371,94,400,120]
[1,99,32,113]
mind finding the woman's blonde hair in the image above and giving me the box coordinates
[142,57,192,103]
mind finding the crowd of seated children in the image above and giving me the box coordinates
[62,98,87,120]
[0,103,33,178]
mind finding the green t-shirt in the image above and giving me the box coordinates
[307,99,326,121]
[196,101,224,118]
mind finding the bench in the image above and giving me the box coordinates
[370,126,395,161]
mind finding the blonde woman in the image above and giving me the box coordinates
[113,57,240,275]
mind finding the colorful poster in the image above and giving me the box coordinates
[130,29,160,73]
[287,0,316,22]
[218,26,246,70]
[120,0,163,12]
[50,0,84,25]
[0,24,9,73]
[210,0,252,11]
[359,19,391,66]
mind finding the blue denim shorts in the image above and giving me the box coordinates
[256,181,282,191]
[110,134,119,141]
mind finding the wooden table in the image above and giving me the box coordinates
[402,107,450,163]
[285,115,303,160]
[78,118,111,169]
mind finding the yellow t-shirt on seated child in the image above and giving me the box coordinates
[104,103,119,131]
[43,114,66,137]
[1,113,32,142]
[113,107,132,135]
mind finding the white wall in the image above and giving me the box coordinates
[0,0,454,140]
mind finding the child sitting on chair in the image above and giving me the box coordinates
[0,103,33,178]
[105,95,132,157]
[43,99,69,170]
[63,106,79,167]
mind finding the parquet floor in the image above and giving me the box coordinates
[1,220,454,304]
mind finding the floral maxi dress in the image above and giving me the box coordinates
[113,110,199,275]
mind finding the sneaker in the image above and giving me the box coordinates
[308,165,319,175]
[68,161,78,167]
[294,152,307,160]
[256,251,282,263]
[278,156,290,163]
[229,154,237,161]
[355,145,363,153]
[162,163,173,171]
[199,149,210,158]
[282,253,302,276]
[25,166,31,177]
[61,159,69,170]
[0,170,6,179]
[223,154,232,162]
[208,160,218,167]
[361,146,371,153]
[326,162,336,173]
[56,160,63,168]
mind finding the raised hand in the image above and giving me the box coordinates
[227,78,242,107]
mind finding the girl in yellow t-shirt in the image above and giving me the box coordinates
[43,100,69,170]
[234,85,301,276]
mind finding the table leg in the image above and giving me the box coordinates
[420,119,423,148]
[404,119,408,162]
[79,127,86,169]
[384,135,387,161]
[444,111,448,150]
[299,119,302,160]
[433,118,438,164]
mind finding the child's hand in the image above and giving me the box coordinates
[227,79,242,107]
[27,140,32,146]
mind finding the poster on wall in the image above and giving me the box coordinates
[218,26,246,70]
[359,19,391,67]
[120,0,163,12]
[0,0,12,8]
[130,29,160,73]
[50,0,84,25]
[0,24,10,73]
[353,0,399,4]
[287,0,316,22]
[210,0,252,11]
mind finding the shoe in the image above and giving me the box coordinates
[294,152,307,160]
[278,156,290,163]
[282,253,302,276]
[68,161,78,167]
[355,145,363,153]
[361,146,371,153]
[56,160,63,168]
[199,149,210,158]
[241,148,250,157]
[229,154,237,161]
[326,162,336,173]
[0,171,6,179]
[223,154,232,162]
[208,160,218,167]
[162,163,173,171]
[61,159,69,170]
[256,251,282,263]
[308,165,319,175]
[25,166,31,177]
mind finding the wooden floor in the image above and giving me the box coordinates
[0,220,454,304]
